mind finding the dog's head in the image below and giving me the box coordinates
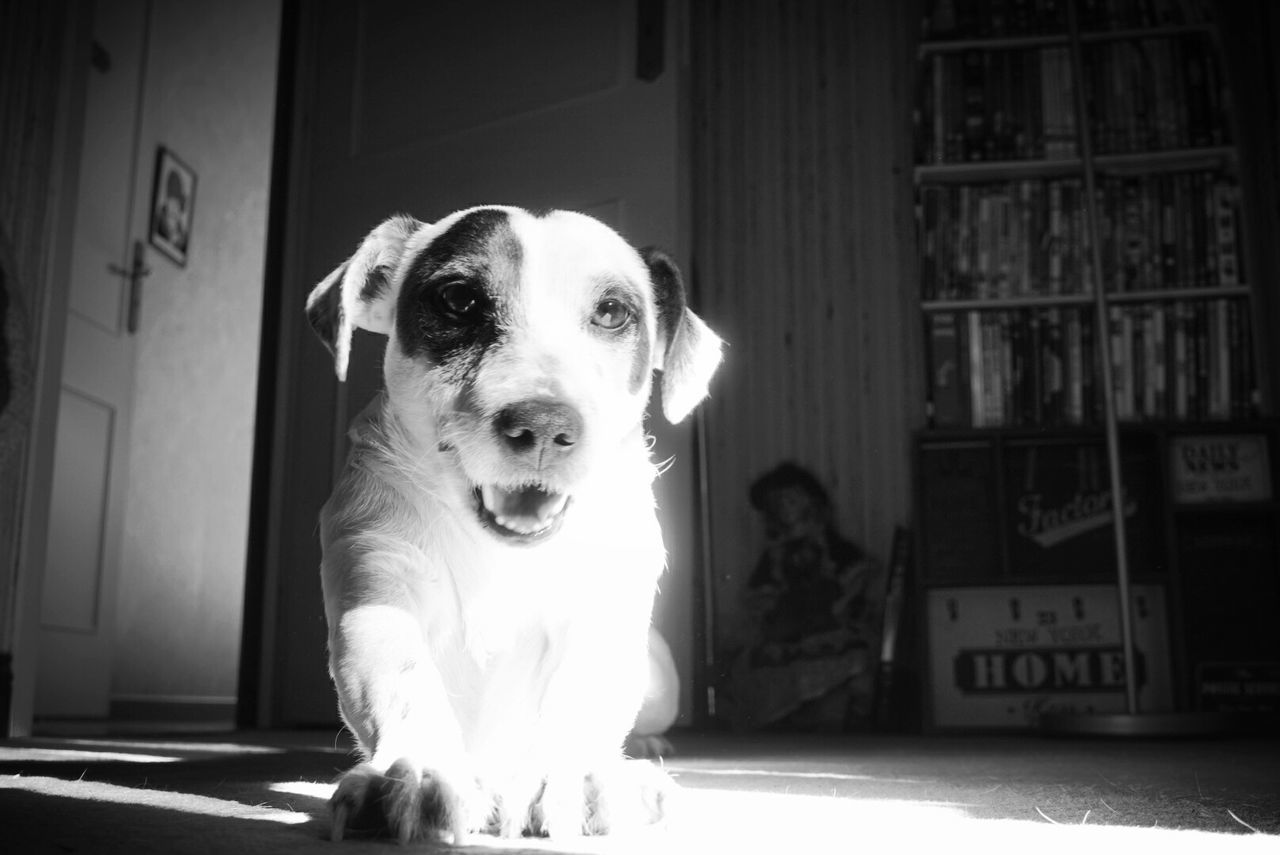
[306,206,723,545]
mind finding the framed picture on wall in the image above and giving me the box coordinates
[148,146,196,266]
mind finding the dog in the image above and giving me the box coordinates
[304,206,722,843]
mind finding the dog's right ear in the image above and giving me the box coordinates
[305,215,422,381]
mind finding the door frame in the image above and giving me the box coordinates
[236,0,303,728]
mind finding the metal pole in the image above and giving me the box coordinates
[1063,0,1140,716]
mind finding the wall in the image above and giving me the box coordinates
[109,0,280,713]
[689,0,923,715]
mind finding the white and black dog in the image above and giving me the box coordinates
[305,206,722,843]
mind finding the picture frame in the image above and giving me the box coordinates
[148,146,196,266]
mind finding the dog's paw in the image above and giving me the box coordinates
[530,760,676,837]
[329,760,492,844]
[624,731,675,759]
[586,759,677,834]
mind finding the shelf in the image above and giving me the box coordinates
[917,425,1107,440]
[913,0,1274,732]
[917,24,1214,55]
[918,33,1069,54]
[921,287,1251,312]
[915,158,1082,184]
[1093,147,1237,175]
[1172,501,1277,515]
[919,421,1273,440]
[921,294,1092,311]
[919,572,1168,587]
[1105,286,1252,303]
[915,147,1237,184]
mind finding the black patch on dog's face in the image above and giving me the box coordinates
[397,209,521,366]
[640,247,687,363]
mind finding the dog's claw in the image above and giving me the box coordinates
[625,732,675,759]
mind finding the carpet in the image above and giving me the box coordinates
[1,730,1277,853]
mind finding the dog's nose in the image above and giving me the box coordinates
[494,399,583,459]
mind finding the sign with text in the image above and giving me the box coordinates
[1005,439,1162,578]
[1196,662,1280,713]
[927,584,1172,729]
[1170,434,1272,504]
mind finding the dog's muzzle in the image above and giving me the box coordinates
[474,398,582,544]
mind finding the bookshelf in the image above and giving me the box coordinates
[911,0,1279,730]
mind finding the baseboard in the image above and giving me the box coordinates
[109,694,236,724]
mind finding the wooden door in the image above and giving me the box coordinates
[264,0,697,725]
[36,0,149,718]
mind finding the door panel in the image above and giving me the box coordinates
[270,0,695,725]
[40,390,113,632]
[353,0,622,155]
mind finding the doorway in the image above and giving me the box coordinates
[250,0,703,728]
[25,0,280,735]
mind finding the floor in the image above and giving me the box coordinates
[1,729,1278,853]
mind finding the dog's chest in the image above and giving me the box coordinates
[427,567,589,754]
[415,527,657,748]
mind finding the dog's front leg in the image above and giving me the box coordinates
[530,622,675,838]
[328,602,488,844]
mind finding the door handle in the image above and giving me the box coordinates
[107,239,150,334]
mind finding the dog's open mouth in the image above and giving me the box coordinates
[474,484,570,543]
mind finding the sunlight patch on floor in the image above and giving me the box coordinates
[269,780,335,800]
[0,737,289,765]
[664,765,936,785]
[0,776,312,825]
[54,738,286,755]
[0,747,180,763]
[269,776,1275,851]
[677,787,1275,853]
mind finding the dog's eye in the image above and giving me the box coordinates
[591,298,632,331]
[432,281,487,321]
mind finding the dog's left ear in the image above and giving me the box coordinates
[642,248,724,423]
[305,214,422,381]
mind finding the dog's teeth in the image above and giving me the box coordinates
[496,514,542,535]
[479,484,568,537]
[544,493,569,520]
